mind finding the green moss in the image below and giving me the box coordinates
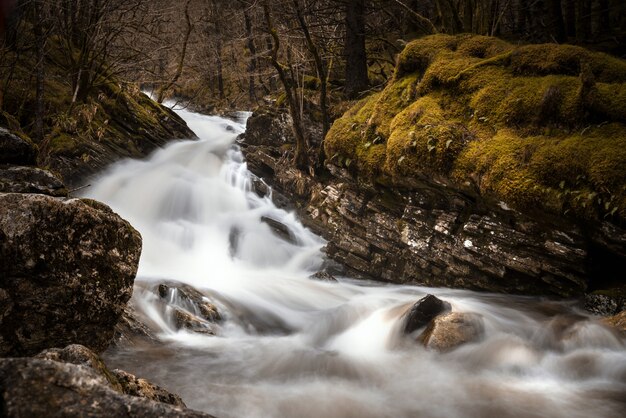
[325,34,626,223]
[395,34,458,78]
[510,44,626,83]
[48,133,79,155]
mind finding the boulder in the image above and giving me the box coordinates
[0,127,36,165]
[403,294,452,334]
[0,193,142,356]
[0,166,68,197]
[419,312,484,352]
[0,357,214,418]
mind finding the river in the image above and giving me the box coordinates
[84,106,626,418]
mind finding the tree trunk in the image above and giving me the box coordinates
[463,0,475,33]
[576,0,591,42]
[263,2,308,170]
[157,0,193,103]
[344,0,368,99]
[565,0,576,37]
[33,0,45,144]
[596,0,610,35]
[243,7,257,103]
[292,0,329,170]
[547,0,566,42]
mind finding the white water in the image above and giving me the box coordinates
[86,106,626,418]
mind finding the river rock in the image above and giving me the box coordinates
[158,282,221,322]
[36,344,123,391]
[112,368,187,407]
[584,293,626,316]
[0,127,36,165]
[308,271,338,282]
[419,312,485,352]
[261,216,297,244]
[0,193,142,356]
[403,294,452,334]
[113,303,158,347]
[601,310,626,333]
[0,357,214,418]
[0,166,68,196]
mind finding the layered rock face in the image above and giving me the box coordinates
[241,107,626,298]
[0,193,142,356]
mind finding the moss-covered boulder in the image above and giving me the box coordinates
[0,193,142,356]
[325,34,626,223]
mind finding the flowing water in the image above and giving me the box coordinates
[85,107,626,418]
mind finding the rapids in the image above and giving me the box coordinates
[85,106,626,418]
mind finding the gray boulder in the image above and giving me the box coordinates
[0,193,142,356]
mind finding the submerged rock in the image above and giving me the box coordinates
[308,271,338,282]
[0,357,214,417]
[601,311,626,333]
[419,312,484,352]
[0,127,36,165]
[403,294,452,334]
[0,193,142,356]
[158,282,221,323]
[0,166,68,197]
[261,216,297,244]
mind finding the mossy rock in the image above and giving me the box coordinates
[325,34,626,223]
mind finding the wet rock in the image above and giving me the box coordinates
[0,357,214,418]
[0,166,68,197]
[584,293,626,316]
[112,369,186,407]
[113,304,158,347]
[261,216,297,244]
[158,282,221,323]
[308,271,338,282]
[419,312,485,352]
[172,308,216,335]
[36,344,123,392]
[601,311,626,333]
[240,107,292,147]
[0,127,36,165]
[403,294,452,334]
[0,193,142,356]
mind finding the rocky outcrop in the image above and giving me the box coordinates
[0,356,214,417]
[0,127,36,166]
[0,193,142,356]
[418,312,484,352]
[403,295,451,334]
[0,166,68,196]
[240,107,626,298]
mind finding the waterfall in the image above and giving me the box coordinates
[85,105,626,418]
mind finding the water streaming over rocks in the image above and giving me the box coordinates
[85,106,626,418]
